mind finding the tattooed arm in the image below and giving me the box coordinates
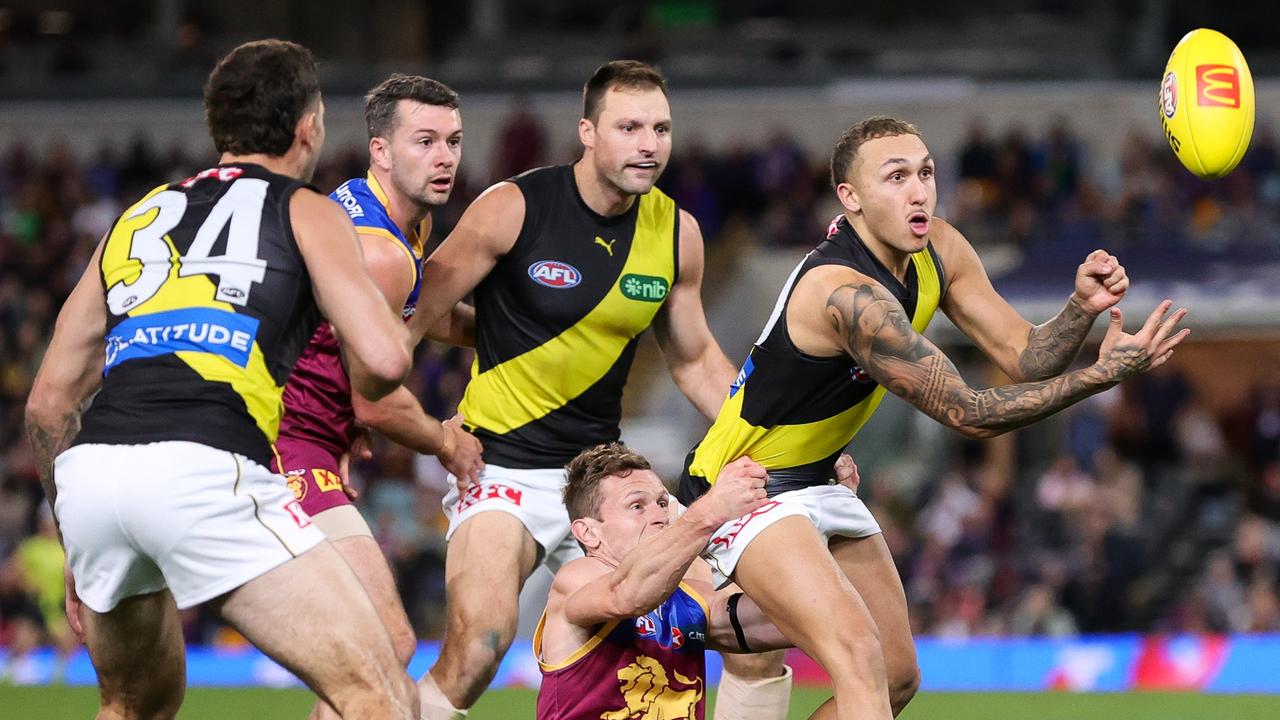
[25,241,108,510]
[827,280,1187,439]
[936,220,1129,381]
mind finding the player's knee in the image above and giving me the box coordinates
[99,688,183,720]
[888,663,921,716]
[331,669,417,720]
[820,633,887,685]
[389,618,419,667]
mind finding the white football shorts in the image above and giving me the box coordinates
[702,483,881,588]
[442,463,583,572]
[55,441,325,612]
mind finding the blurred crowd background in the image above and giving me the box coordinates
[1,0,1279,683]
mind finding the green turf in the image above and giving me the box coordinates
[3,686,1279,719]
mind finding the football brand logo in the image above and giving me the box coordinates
[1160,72,1177,118]
[1196,64,1240,108]
[528,260,581,288]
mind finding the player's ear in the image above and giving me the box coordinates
[297,99,324,153]
[836,181,861,214]
[578,117,595,151]
[570,517,601,551]
[369,136,390,171]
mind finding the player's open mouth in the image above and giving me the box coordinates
[627,162,658,172]
[429,176,452,191]
[908,212,930,236]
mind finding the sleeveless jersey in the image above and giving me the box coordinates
[535,582,708,720]
[679,215,947,501]
[275,174,426,459]
[74,164,321,467]
[460,164,680,468]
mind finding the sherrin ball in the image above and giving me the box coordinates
[1159,28,1254,179]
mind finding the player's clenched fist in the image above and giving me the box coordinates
[696,456,769,526]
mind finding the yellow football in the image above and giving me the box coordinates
[1159,28,1254,178]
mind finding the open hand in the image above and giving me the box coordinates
[1096,300,1190,382]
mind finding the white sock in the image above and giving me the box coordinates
[713,664,793,720]
[418,672,469,720]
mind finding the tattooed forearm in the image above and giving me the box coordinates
[827,283,1145,438]
[1017,297,1096,380]
[25,409,81,508]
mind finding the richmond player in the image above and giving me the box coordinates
[25,40,417,719]
[677,117,1190,719]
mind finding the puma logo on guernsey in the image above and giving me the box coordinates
[594,236,616,256]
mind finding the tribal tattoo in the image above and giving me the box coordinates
[1018,297,1096,380]
[826,283,1153,438]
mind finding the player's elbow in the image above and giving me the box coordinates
[951,423,1002,440]
[24,384,65,431]
[353,349,411,402]
[610,585,662,619]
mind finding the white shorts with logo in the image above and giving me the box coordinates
[442,463,583,572]
[703,483,881,588]
[55,441,325,613]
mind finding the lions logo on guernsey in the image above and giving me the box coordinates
[330,174,426,315]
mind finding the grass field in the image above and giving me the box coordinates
[5,686,1280,719]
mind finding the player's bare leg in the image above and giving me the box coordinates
[421,511,539,718]
[829,534,920,715]
[732,516,892,720]
[81,590,186,720]
[307,506,419,720]
[218,541,417,720]
[715,628,791,719]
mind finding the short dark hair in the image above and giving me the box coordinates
[564,443,653,521]
[582,60,668,123]
[830,116,922,188]
[364,74,460,140]
[204,39,320,156]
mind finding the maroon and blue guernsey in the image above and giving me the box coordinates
[272,173,425,515]
[535,583,709,720]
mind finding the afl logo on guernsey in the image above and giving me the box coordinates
[528,260,581,288]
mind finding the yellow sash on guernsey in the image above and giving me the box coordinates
[691,245,942,481]
[461,191,676,434]
[102,185,282,442]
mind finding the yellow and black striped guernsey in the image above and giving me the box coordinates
[74,164,321,467]
[678,215,946,503]
[460,164,679,468]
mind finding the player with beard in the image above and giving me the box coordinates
[27,40,417,718]
[405,61,789,720]
[273,74,483,720]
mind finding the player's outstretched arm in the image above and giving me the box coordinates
[292,190,410,400]
[827,277,1188,439]
[937,222,1129,382]
[652,210,737,421]
[563,458,768,627]
[407,182,524,344]
[25,240,108,509]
